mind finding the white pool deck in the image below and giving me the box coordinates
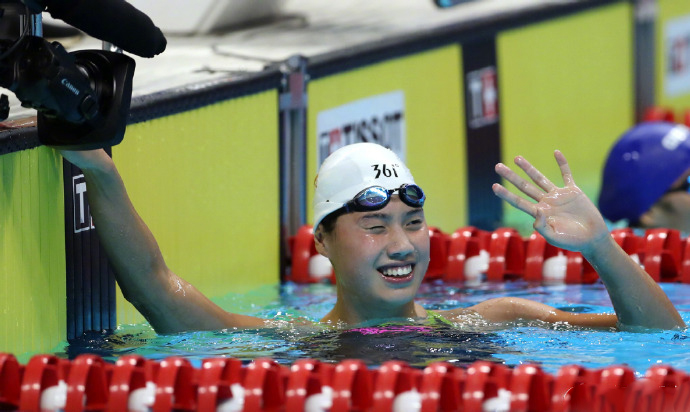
[1,0,577,121]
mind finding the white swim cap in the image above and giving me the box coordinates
[313,143,416,230]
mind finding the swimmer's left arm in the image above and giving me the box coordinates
[492,151,685,330]
[459,297,618,329]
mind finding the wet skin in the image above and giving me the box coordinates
[57,148,684,333]
[315,197,430,325]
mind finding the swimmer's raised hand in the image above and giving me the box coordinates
[492,150,610,254]
[494,150,685,330]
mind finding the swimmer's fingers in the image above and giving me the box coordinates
[514,156,558,192]
[495,163,545,202]
[554,150,575,187]
[533,208,549,234]
[492,183,537,217]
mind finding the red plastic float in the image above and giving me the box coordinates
[0,354,688,411]
[595,365,636,412]
[371,360,419,412]
[287,224,690,285]
[285,359,334,412]
[107,355,154,412]
[643,106,676,123]
[331,359,373,412]
[419,362,464,412]
[0,354,21,410]
[487,228,526,282]
[611,228,644,256]
[680,236,690,283]
[65,354,111,412]
[197,357,243,411]
[288,225,335,284]
[551,364,601,412]
[510,364,552,412]
[640,228,682,282]
[463,361,511,412]
[243,358,286,412]
[154,356,197,412]
[19,355,64,412]
[444,226,490,283]
[426,227,449,280]
[625,365,688,412]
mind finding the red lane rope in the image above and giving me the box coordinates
[289,225,690,285]
[1,353,687,412]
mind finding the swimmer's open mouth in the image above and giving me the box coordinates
[378,264,414,278]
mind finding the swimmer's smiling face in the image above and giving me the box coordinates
[315,196,430,312]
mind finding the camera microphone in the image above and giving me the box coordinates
[24,0,167,58]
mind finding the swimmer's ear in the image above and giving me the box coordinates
[638,211,654,228]
[638,204,666,229]
[313,226,329,257]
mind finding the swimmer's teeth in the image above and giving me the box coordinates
[382,265,412,277]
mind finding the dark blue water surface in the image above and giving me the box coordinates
[57,281,690,376]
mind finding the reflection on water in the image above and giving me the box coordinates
[56,281,690,375]
[59,319,515,369]
[285,324,511,368]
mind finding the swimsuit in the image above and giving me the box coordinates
[425,309,455,327]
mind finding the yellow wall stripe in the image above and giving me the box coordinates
[0,147,65,361]
[498,2,635,234]
[113,91,281,325]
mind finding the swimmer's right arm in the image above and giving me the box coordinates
[57,149,269,333]
[492,151,685,330]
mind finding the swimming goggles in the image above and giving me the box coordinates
[341,184,426,213]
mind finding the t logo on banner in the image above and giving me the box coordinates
[467,66,499,129]
[665,14,690,97]
[73,174,94,233]
[64,159,116,340]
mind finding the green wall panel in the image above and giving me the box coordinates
[113,91,281,325]
[0,146,66,360]
[498,2,635,234]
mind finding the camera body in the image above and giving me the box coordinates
[3,36,100,123]
[38,47,135,149]
[0,0,143,149]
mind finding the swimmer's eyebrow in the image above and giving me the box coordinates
[359,208,424,222]
[359,213,390,222]
[407,208,424,216]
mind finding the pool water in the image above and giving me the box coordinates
[58,281,690,376]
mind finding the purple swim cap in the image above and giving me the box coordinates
[598,122,690,222]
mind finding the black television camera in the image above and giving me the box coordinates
[0,0,166,150]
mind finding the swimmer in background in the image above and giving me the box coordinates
[599,122,690,231]
[57,143,685,334]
